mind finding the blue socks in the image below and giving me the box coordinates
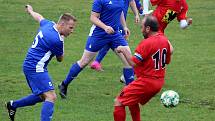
[95,45,110,63]
[123,68,135,85]
[12,95,54,121]
[12,94,43,109]
[135,0,143,14]
[63,62,83,85]
[41,101,54,121]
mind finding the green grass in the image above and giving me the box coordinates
[0,0,215,121]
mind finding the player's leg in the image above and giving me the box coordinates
[115,26,134,85]
[114,80,141,121]
[59,50,97,98]
[111,34,135,85]
[41,90,57,121]
[7,73,43,109]
[135,0,143,15]
[6,94,43,121]
[59,36,104,98]
[114,97,141,121]
[7,94,42,108]
[90,45,111,71]
[114,80,144,121]
[5,72,46,121]
[113,99,126,121]
[32,73,57,121]
[29,72,57,121]
[114,46,134,85]
[6,71,54,120]
[128,104,141,121]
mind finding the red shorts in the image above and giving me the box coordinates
[117,77,164,106]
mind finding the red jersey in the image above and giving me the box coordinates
[151,0,188,33]
[132,33,171,79]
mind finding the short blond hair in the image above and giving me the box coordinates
[58,13,77,23]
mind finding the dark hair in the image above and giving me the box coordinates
[144,15,159,32]
[59,13,77,22]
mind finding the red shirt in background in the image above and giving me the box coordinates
[151,0,188,33]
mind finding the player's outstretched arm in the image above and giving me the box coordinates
[130,0,140,23]
[25,4,44,23]
[180,18,192,29]
[178,1,192,29]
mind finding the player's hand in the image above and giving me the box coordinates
[104,26,114,34]
[187,18,192,25]
[134,15,140,23]
[25,4,33,14]
[124,27,130,39]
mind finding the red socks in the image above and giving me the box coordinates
[114,106,126,121]
[129,104,141,121]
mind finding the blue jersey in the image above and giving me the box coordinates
[89,0,125,37]
[123,0,131,20]
[23,19,64,73]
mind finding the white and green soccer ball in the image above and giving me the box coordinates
[160,90,179,107]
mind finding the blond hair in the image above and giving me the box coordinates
[58,13,77,23]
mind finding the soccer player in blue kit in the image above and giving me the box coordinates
[58,0,136,98]
[5,5,76,121]
[90,0,141,71]
[135,0,144,15]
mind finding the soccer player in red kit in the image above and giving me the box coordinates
[113,15,172,121]
[143,0,192,33]
[119,0,191,84]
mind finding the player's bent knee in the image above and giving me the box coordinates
[79,58,91,67]
[43,91,57,102]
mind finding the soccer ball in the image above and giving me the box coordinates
[160,90,179,107]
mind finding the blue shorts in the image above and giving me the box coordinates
[23,70,54,95]
[85,32,128,52]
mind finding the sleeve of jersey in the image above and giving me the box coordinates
[177,0,188,21]
[40,19,51,27]
[50,40,64,57]
[131,43,148,65]
[92,0,102,13]
[132,52,143,65]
